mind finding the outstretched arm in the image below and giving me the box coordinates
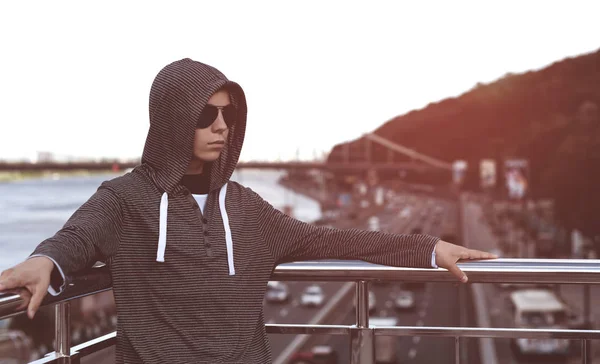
[253,190,496,281]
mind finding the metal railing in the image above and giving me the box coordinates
[1,258,600,364]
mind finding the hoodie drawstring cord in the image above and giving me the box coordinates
[155,185,234,276]
[156,192,169,262]
[219,183,235,275]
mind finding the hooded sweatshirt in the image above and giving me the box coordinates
[30,58,440,364]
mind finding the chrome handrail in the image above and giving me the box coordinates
[1,258,599,364]
[4,258,600,320]
[273,258,600,284]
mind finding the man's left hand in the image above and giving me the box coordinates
[434,240,497,283]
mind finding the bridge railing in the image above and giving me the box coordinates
[1,258,600,364]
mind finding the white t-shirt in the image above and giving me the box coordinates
[192,194,208,214]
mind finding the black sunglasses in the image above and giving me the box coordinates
[196,104,236,129]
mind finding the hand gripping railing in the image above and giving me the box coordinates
[1,258,600,364]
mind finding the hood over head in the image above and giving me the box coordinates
[142,58,247,194]
[142,59,246,270]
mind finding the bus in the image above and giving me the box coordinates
[508,289,570,358]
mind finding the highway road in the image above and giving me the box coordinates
[290,196,482,364]
[268,194,430,361]
[463,201,598,364]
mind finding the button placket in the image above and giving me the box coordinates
[186,194,212,256]
[202,215,213,256]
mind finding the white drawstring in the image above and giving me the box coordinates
[155,186,234,275]
[156,192,169,262]
[219,183,235,275]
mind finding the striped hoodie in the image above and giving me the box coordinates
[31,58,440,363]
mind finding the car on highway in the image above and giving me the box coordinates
[368,216,380,231]
[399,207,411,219]
[301,284,325,307]
[394,290,415,311]
[265,281,290,303]
[290,345,338,364]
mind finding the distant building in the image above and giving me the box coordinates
[36,151,54,163]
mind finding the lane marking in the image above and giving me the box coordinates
[413,336,421,344]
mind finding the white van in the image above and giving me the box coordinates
[508,289,570,357]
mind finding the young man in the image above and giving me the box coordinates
[0,58,495,364]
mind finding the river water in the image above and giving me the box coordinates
[0,169,321,269]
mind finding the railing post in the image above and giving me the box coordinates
[583,285,592,360]
[584,285,591,326]
[455,336,460,364]
[350,280,374,364]
[55,302,72,364]
[582,339,590,364]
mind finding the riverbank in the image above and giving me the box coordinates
[0,170,119,183]
[278,176,336,208]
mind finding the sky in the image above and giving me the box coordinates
[0,1,598,162]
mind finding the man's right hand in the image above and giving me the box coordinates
[0,257,55,319]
